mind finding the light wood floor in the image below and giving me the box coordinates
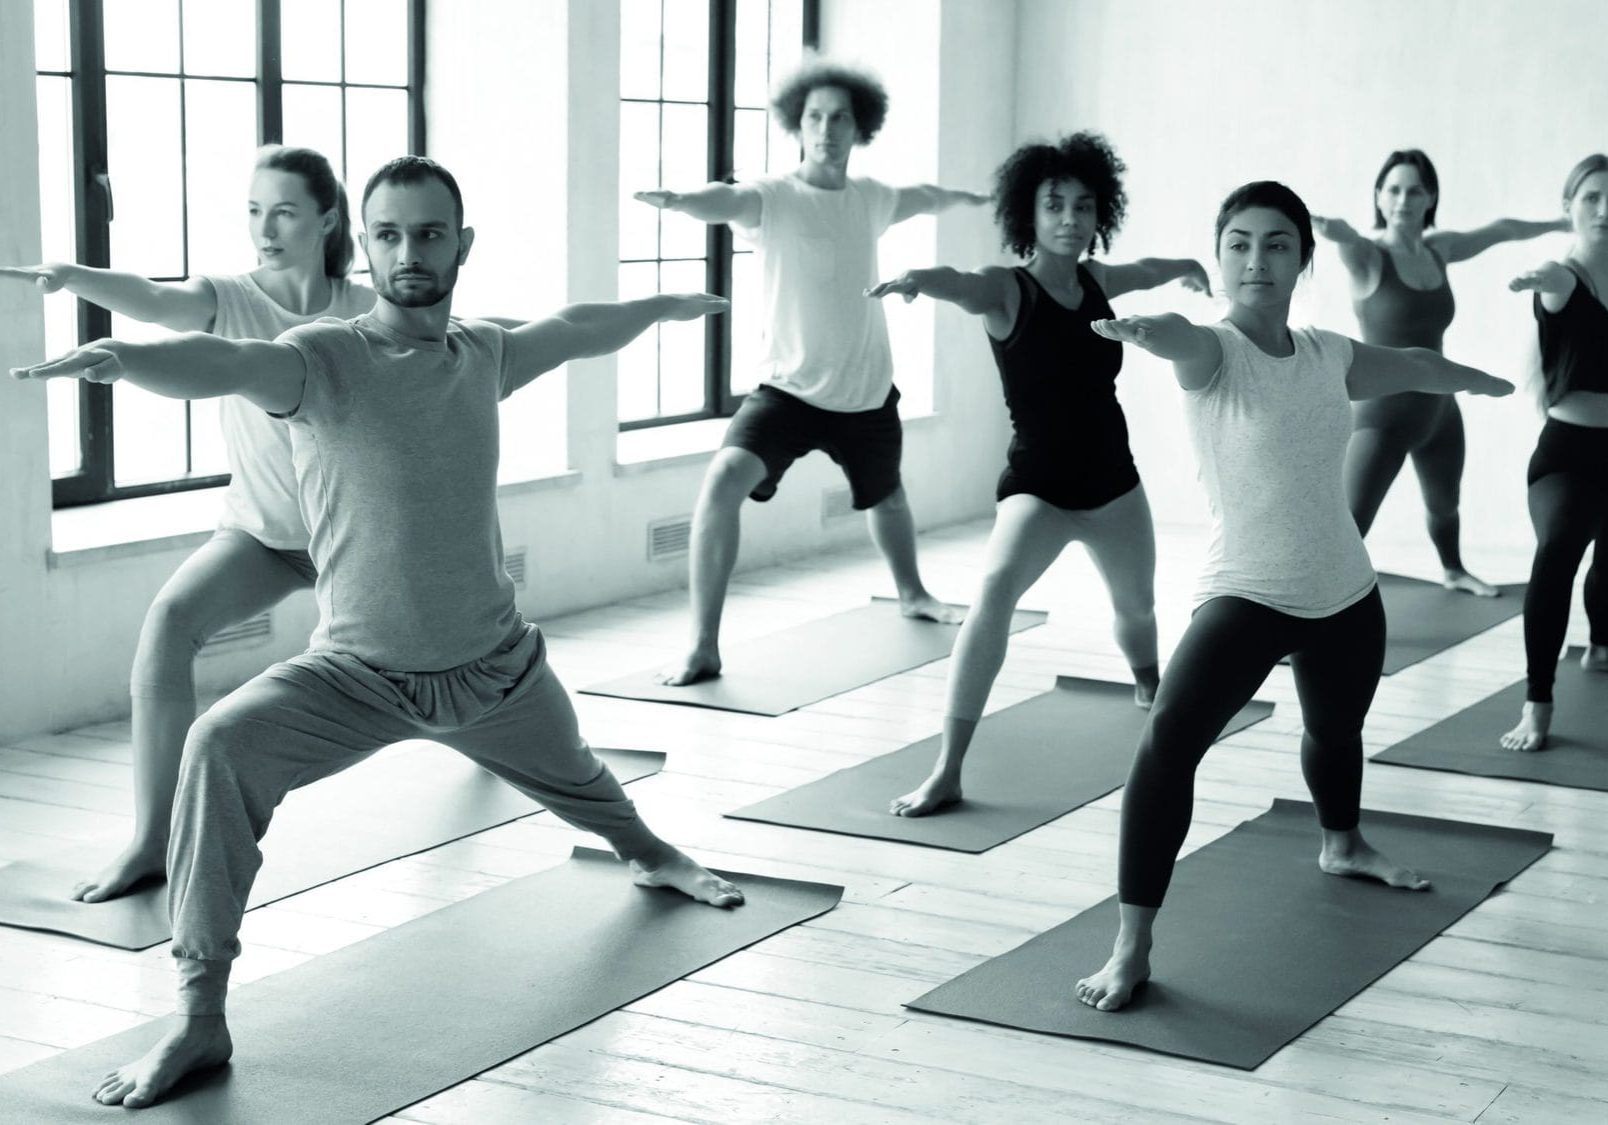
[2,518,1605,1123]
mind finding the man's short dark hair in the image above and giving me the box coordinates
[362,155,464,228]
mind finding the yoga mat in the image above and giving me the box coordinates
[0,848,843,1123]
[0,743,663,950]
[1373,647,1608,790]
[1381,573,1527,674]
[726,676,1274,852]
[580,597,1048,716]
[907,799,1550,1069]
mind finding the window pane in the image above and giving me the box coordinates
[766,117,797,174]
[658,260,707,416]
[768,0,805,76]
[106,76,185,277]
[281,0,343,82]
[48,380,81,478]
[185,79,260,277]
[344,0,408,86]
[619,101,661,261]
[617,262,660,422]
[36,75,76,265]
[182,0,255,78]
[728,250,760,395]
[619,0,662,101]
[104,0,180,73]
[189,397,228,476]
[111,308,190,486]
[659,103,708,259]
[733,0,768,107]
[732,107,766,182]
[282,83,345,186]
[660,0,708,103]
[34,0,70,71]
[345,87,409,194]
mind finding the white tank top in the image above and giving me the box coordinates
[206,273,375,549]
[1183,321,1377,617]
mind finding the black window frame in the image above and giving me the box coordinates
[617,0,820,433]
[45,0,427,510]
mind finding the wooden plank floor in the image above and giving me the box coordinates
[2,519,1605,1123]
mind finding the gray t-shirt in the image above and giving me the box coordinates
[276,313,522,671]
[1183,321,1376,617]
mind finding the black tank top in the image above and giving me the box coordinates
[1538,264,1608,406]
[988,266,1133,500]
[1353,243,1455,350]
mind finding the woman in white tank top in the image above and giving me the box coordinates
[1,146,374,902]
[1067,181,1512,1013]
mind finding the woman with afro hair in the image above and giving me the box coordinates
[634,56,989,688]
[869,131,1208,818]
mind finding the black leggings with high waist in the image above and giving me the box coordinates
[1523,418,1608,703]
[1345,393,1467,569]
[1117,587,1386,908]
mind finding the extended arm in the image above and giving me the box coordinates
[633,184,763,227]
[889,184,991,225]
[11,334,306,413]
[1310,215,1380,282]
[503,293,728,392]
[1508,259,1580,314]
[1345,342,1512,401]
[1088,258,1211,300]
[1429,216,1571,264]
[1090,314,1223,390]
[0,264,217,332]
[865,266,1013,316]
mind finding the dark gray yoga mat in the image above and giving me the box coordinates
[726,676,1274,852]
[0,743,663,950]
[579,597,1048,716]
[1373,647,1608,790]
[906,799,1551,1069]
[0,847,843,1123]
[1375,572,1524,674]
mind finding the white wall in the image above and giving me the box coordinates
[0,0,1014,742]
[1015,0,1599,569]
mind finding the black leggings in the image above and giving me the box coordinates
[1118,588,1385,908]
[1345,394,1466,570]
[1523,419,1608,703]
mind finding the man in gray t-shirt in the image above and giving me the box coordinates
[15,156,738,1110]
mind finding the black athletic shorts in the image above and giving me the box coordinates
[721,383,903,510]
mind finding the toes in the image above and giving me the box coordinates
[70,882,92,902]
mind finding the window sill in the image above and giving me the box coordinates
[49,468,584,569]
[614,407,940,475]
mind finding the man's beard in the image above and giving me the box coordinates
[373,261,458,307]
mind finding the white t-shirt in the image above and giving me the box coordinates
[734,174,900,413]
[208,273,375,550]
[1183,321,1376,617]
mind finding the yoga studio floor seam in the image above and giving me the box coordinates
[1,521,1603,1123]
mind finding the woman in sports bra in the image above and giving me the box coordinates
[1501,154,1608,753]
[1312,149,1566,596]
[866,132,1208,818]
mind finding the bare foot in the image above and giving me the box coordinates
[889,771,962,817]
[71,838,166,903]
[1443,569,1500,598]
[1319,834,1431,890]
[655,646,721,687]
[1499,701,1552,752]
[901,593,965,625]
[92,1014,232,1108]
[630,851,744,907]
[1582,645,1608,673]
[1075,942,1151,1012]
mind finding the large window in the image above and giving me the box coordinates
[35,0,424,508]
[616,0,818,429]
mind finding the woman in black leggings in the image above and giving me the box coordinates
[1501,154,1608,753]
[1313,150,1565,597]
[1074,181,1512,1012]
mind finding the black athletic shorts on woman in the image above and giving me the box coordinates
[721,383,903,510]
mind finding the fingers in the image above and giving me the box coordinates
[632,190,671,209]
[12,346,119,382]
